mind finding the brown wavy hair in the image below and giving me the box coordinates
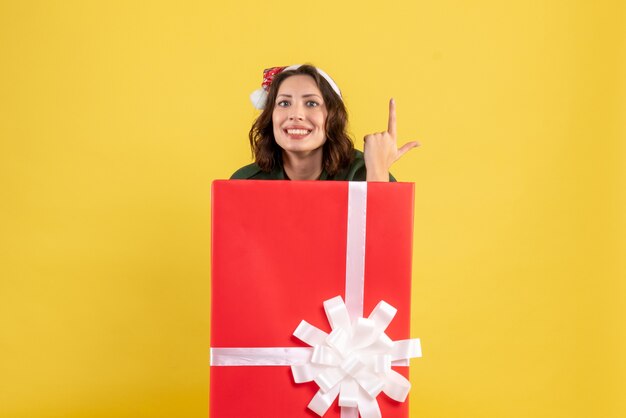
[249,65,354,176]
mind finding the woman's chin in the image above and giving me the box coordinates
[277,138,326,155]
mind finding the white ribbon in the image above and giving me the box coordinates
[292,296,421,417]
[210,347,313,366]
[345,182,367,321]
[210,182,422,417]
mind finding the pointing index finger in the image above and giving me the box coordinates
[387,98,397,137]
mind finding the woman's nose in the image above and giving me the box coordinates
[288,103,304,120]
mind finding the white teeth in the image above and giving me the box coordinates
[286,129,311,135]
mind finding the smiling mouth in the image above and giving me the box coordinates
[285,128,312,136]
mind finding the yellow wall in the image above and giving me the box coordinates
[1,1,624,417]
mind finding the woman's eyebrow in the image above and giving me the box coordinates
[277,93,322,98]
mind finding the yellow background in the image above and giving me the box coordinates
[1,1,624,417]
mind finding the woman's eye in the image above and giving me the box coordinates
[277,100,290,107]
[306,101,320,107]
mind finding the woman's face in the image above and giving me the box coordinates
[272,75,328,158]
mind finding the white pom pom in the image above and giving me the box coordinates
[249,88,268,110]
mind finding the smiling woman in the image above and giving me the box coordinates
[230,64,418,181]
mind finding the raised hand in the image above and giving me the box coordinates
[363,98,419,182]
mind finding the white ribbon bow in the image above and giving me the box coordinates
[292,296,421,418]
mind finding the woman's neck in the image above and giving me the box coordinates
[282,150,323,181]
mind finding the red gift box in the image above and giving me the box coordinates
[210,180,420,418]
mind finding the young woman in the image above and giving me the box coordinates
[231,64,418,181]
